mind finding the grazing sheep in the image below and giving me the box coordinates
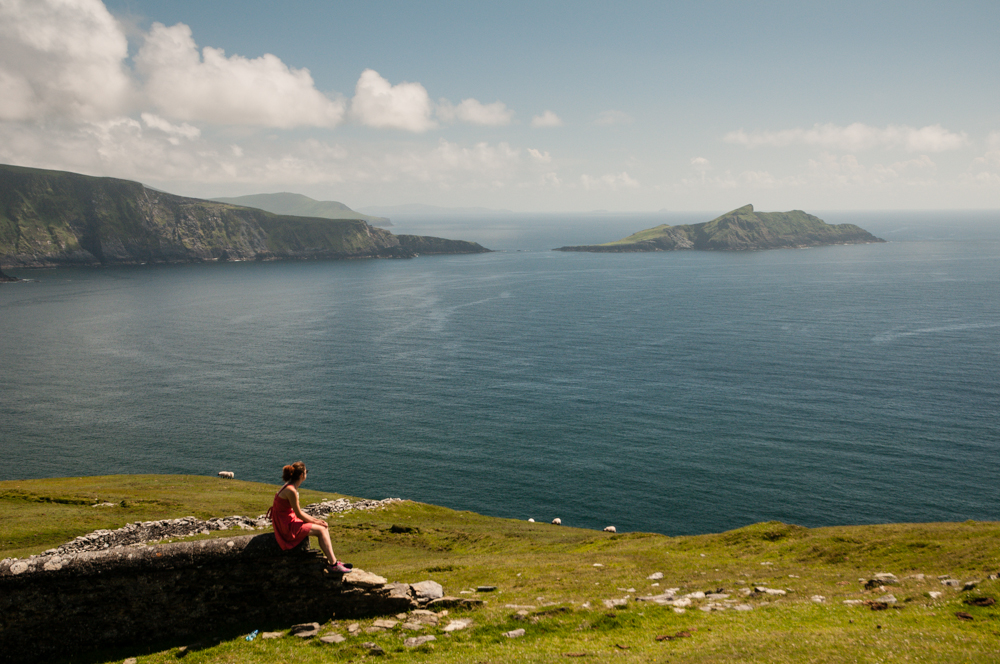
[217,471,235,479]
[604,526,617,533]
[551,518,562,525]
[528,518,535,522]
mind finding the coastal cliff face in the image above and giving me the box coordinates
[555,204,884,252]
[0,164,488,267]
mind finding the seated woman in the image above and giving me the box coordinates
[268,461,350,574]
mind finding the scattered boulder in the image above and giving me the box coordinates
[443,619,472,632]
[261,632,283,639]
[362,641,386,655]
[603,598,628,608]
[647,572,663,580]
[372,619,398,629]
[811,595,826,603]
[962,581,980,591]
[941,578,961,588]
[290,622,320,638]
[320,633,346,644]
[412,580,445,604]
[503,628,526,638]
[344,569,387,588]
[404,635,436,647]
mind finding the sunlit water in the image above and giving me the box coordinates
[2,211,999,534]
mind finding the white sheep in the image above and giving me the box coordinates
[217,471,234,479]
[604,526,617,533]
[551,517,562,525]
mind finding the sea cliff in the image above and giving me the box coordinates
[0,164,488,267]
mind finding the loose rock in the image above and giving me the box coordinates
[320,633,346,644]
[503,628,526,638]
[412,580,445,603]
[404,635,436,647]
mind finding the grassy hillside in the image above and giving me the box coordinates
[2,475,998,662]
[0,164,487,267]
[212,192,393,227]
[556,205,884,252]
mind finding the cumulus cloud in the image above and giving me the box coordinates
[724,123,968,152]
[580,172,639,190]
[0,0,132,121]
[691,157,712,172]
[135,22,344,128]
[141,113,199,143]
[531,110,563,128]
[595,110,633,126]
[437,98,513,126]
[527,148,552,163]
[349,69,435,132]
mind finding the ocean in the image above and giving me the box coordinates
[1,210,998,535]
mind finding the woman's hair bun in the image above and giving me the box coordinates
[282,461,306,482]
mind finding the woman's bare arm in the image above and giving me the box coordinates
[287,487,326,525]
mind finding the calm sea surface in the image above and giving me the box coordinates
[2,211,999,535]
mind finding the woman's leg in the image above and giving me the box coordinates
[311,523,336,564]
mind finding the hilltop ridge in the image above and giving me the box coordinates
[212,192,392,227]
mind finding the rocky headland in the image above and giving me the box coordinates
[555,204,884,252]
[0,164,489,268]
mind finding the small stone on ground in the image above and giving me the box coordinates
[503,628,526,638]
[404,635,436,647]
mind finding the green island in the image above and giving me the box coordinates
[555,205,883,252]
[2,475,997,663]
[0,164,488,268]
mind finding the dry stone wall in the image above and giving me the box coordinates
[0,525,417,663]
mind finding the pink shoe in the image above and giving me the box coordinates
[325,561,351,574]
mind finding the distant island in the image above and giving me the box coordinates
[554,204,884,252]
[0,164,489,268]
[211,192,392,227]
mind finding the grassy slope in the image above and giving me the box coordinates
[2,476,998,663]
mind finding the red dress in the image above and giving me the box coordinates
[268,483,312,550]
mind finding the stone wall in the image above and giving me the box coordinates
[0,533,418,663]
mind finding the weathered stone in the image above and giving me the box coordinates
[411,580,444,603]
[124,659,137,664]
[603,598,628,608]
[443,619,472,632]
[503,628,526,638]
[754,587,786,596]
[372,619,398,629]
[261,632,284,639]
[320,633,346,644]
[343,569,387,588]
[409,609,439,624]
[733,604,753,611]
[401,621,424,630]
[291,622,320,638]
[404,635,436,647]
[928,591,943,599]
[811,595,826,603]
[962,581,980,591]
[647,572,663,580]
[941,579,961,587]
[362,641,386,655]
[426,596,483,609]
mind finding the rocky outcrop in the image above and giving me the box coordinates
[0,528,436,663]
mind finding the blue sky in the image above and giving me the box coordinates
[1,0,997,211]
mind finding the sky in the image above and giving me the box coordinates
[0,0,998,212]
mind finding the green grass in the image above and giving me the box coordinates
[3,475,1000,662]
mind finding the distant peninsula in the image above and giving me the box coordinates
[0,164,489,268]
[554,205,884,252]
[211,192,392,227]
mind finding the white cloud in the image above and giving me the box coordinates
[0,0,132,121]
[349,69,435,132]
[531,110,563,128]
[595,110,633,126]
[580,172,639,190]
[527,148,552,163]
[141,113,200,144]
[437,98,513,126]
[691,157,712,172]
[724,123,968,152]
[135,22,344,128]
